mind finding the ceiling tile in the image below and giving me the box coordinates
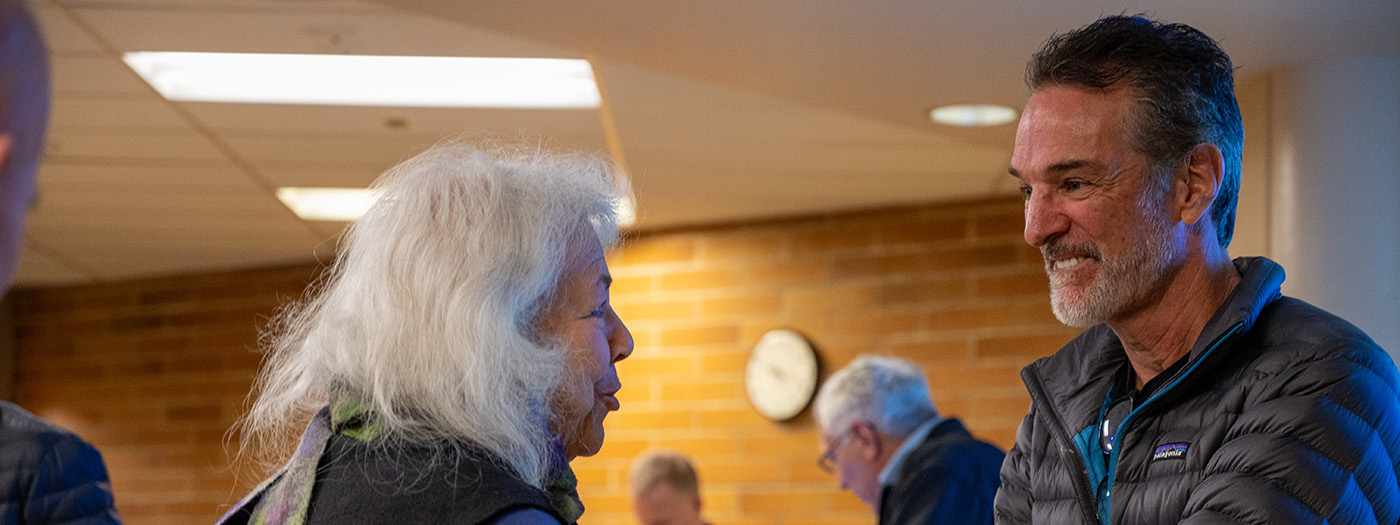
[45,130,227,161]
[221,134,450,166]
[11,245,96,289]
[37,164,256,190]
[28,4,105,55]
[50,96,193,131]
[631,165,1006,229]
[28,219,319,249]
[27,186,297,226]
[62,248,326,284]
[50,56,153,96]
[184,103,607,146]
[254,166,385,189]
[70,1,578,57]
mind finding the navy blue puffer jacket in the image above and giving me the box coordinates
[0,401,121,524]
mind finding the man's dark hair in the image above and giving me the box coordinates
[1027,15,1244,247]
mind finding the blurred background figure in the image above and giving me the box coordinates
[0,0,49,291]
[0,1,121,523]
[814,355,1002,525]
[220,142,634,524]
[629,450,710,525]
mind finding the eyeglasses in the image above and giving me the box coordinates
[816,423,871,474]
[816,435,847,474]
[1099,395,1132,455]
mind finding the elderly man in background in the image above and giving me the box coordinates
[0,1,121,523]
[628,450,710,525]
[220,142,634,524]
[814,355,1002,525]
[997,14,1400,524]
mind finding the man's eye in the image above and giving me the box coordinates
[1019,185,1032,199]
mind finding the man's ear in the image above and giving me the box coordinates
[1177,143,1223,226]
[852,421,881,460]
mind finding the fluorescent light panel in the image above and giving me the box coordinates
[929,104,1018,127]
[277,187,378,221]
[123,52,601,108]
[278,187,637,227]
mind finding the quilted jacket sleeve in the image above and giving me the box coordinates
[993,411,1035,525]
[1182,340,1400,524]
[25,433,121,525]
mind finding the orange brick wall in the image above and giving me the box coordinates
[9,266,320,524]
[8,195,1075,524]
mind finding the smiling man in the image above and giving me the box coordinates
[995,15,1400,525]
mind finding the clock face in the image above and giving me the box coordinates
[745,329,819,422]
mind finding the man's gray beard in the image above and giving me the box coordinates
[1048,196,1179,327]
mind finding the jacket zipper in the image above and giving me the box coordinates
[1024,368,1099,524]
[1099,322,1244,523]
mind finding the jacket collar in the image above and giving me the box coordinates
[1027,256,1286,409]
[1188,256,1284,361]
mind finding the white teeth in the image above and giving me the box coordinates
[1054,257,1086,270]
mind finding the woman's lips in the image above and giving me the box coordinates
[600,392,620,411]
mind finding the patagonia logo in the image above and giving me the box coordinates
[1152,442,1189,461]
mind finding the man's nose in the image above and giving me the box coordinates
[1023,192,1068,248]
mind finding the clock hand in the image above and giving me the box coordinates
[766,362,788,381]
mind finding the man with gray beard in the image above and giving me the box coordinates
[996,15,1400,525]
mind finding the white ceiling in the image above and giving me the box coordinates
[14,0,1400,287]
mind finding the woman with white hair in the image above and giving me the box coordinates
[220,142,635,525]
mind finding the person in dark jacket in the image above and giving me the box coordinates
[0,401,120,524]
[997,14,1400,525]
[219,142,634,525]
[1,2,121,523]
[814,355,1003,525]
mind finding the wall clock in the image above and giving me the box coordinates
[744,329,820,422]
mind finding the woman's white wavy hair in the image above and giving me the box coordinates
[242,141,629,488]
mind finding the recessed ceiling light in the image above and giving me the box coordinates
[929,104,1018,127]
[123,52,601,108]
[276,187,378,221]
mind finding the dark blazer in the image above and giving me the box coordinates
[880,418,1004,525]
